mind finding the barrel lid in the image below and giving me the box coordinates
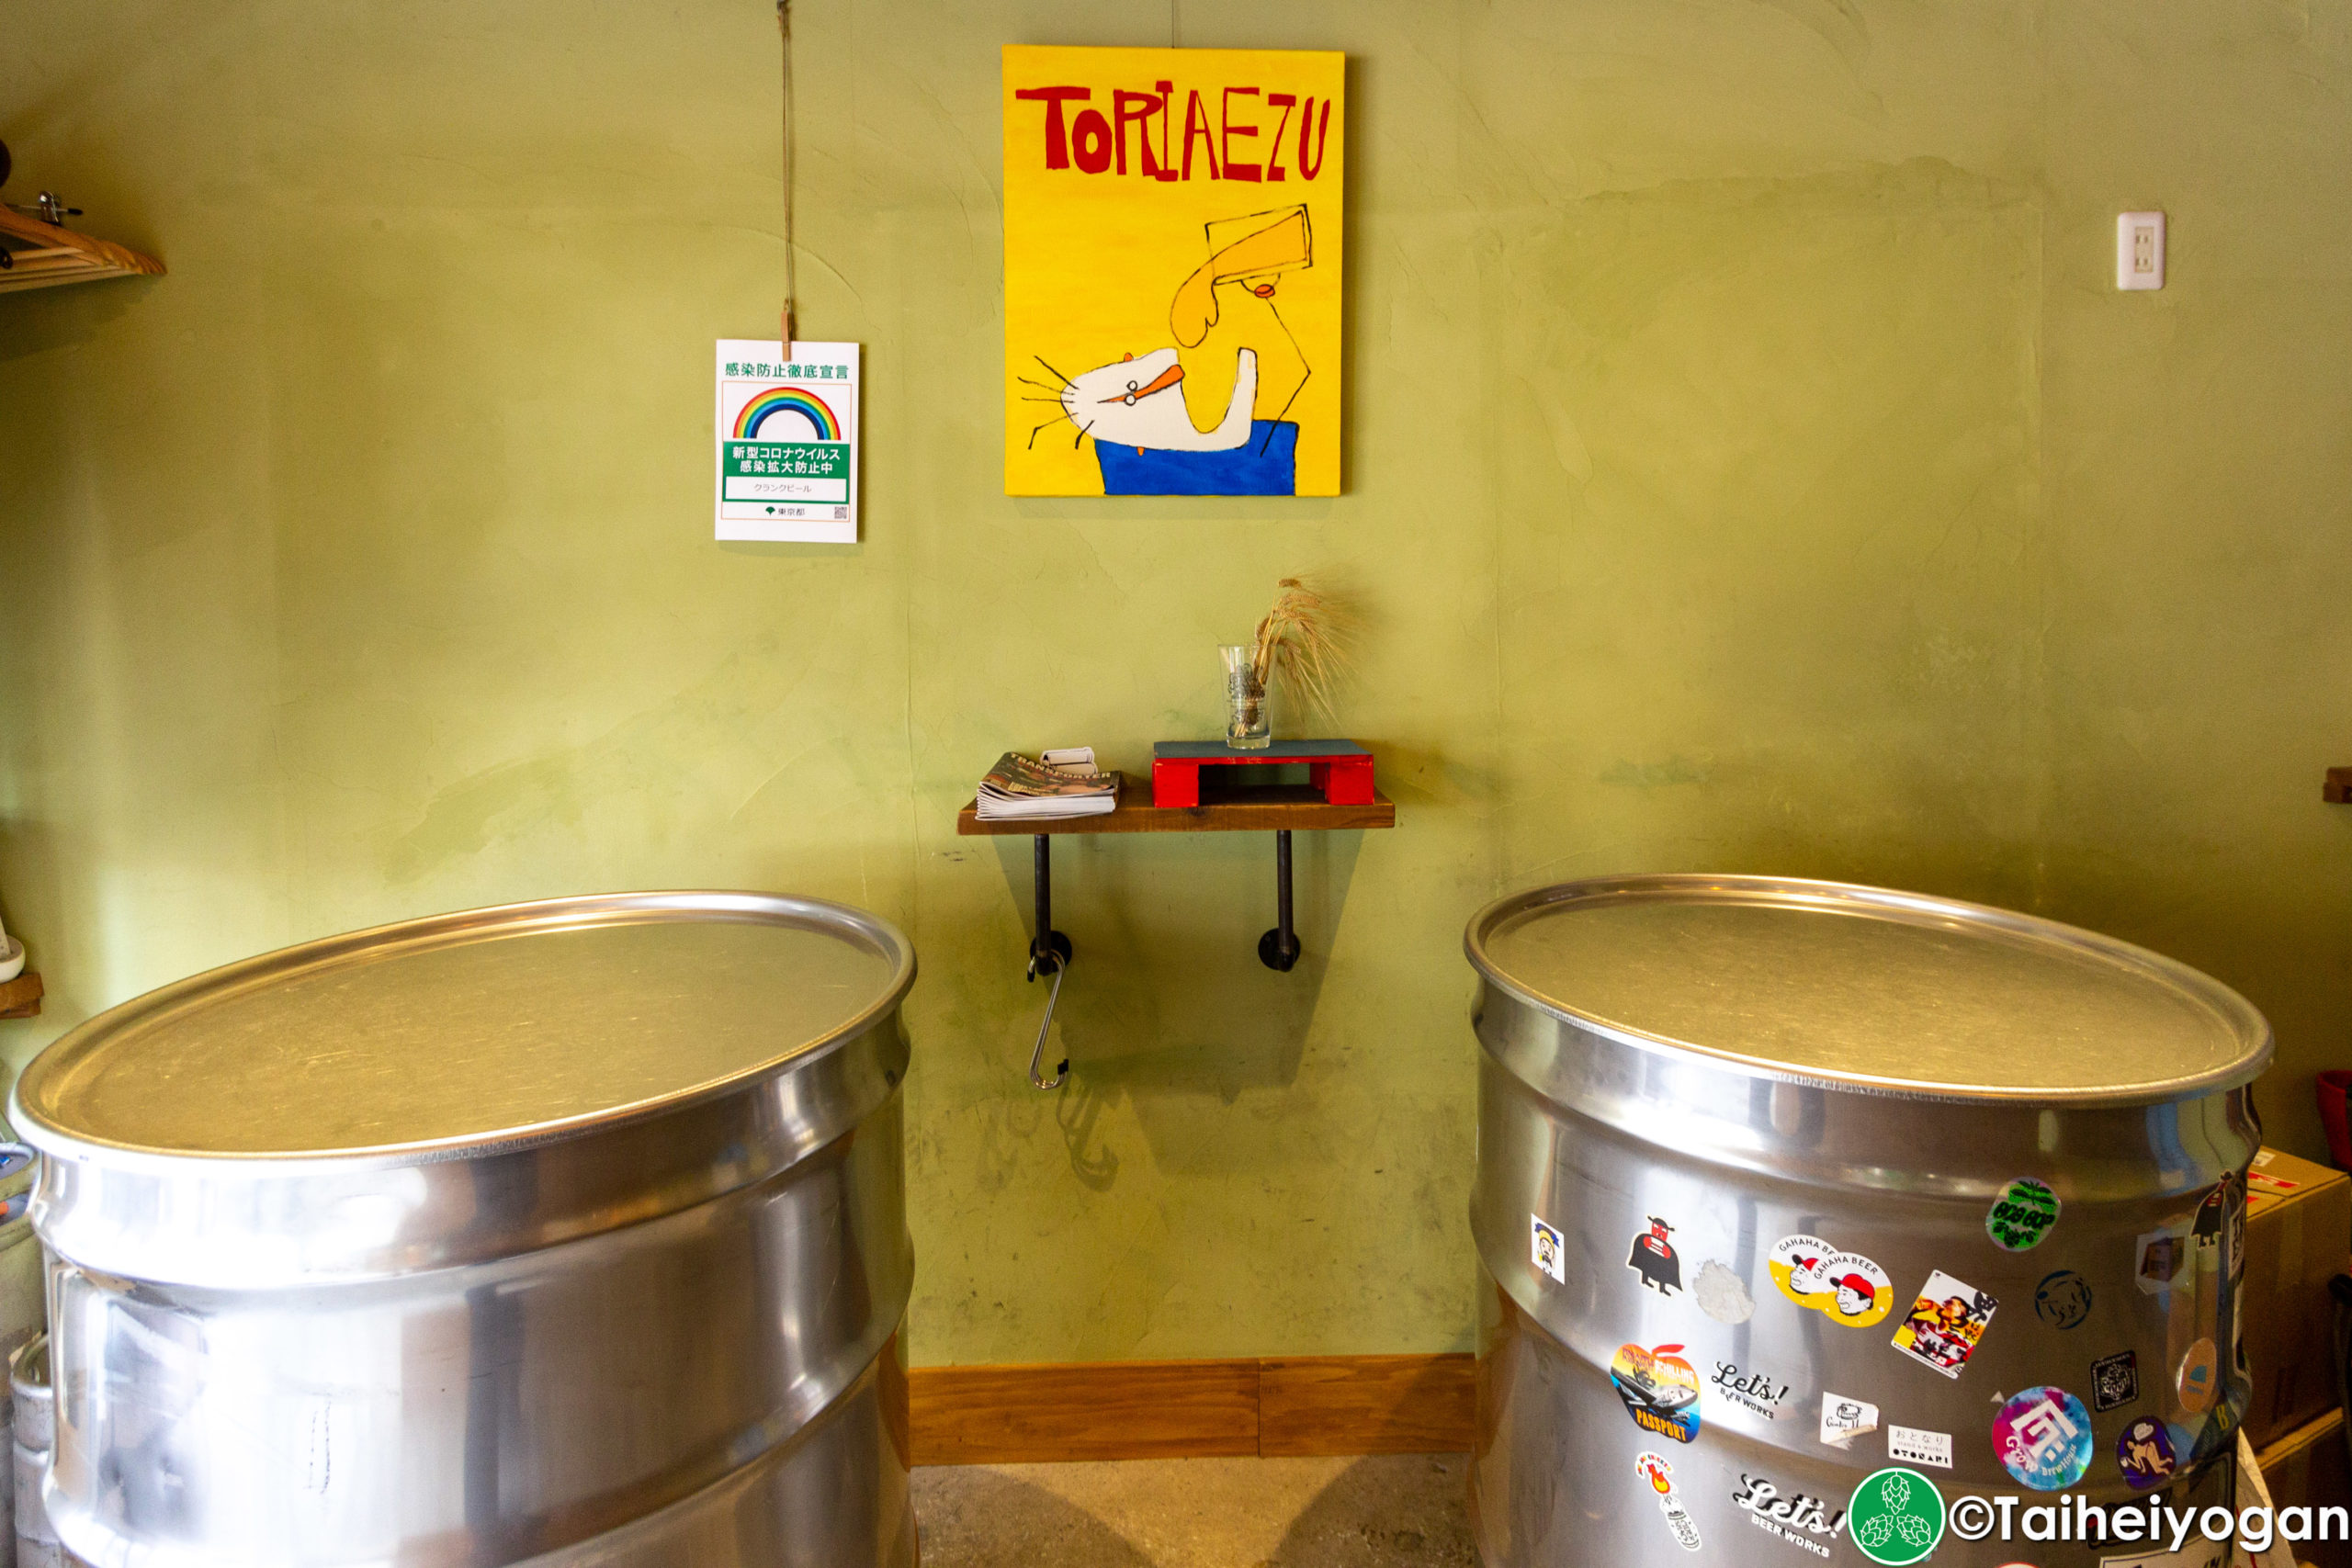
[10,892,913,1164]
[1467,874,2270,1104]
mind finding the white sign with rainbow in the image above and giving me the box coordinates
[715,339,860,543]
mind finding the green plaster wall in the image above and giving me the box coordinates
[3,0,2349,1364]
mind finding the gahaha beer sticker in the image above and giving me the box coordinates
[1992,1385,2095,1491]
[1634,1451,1702,1551]
[1846,1467,1946,1567]
[1768,1235,1894,1328]
[1984,1176,2061,1251]
[1889,1270,1998,1379]
[1609,1342,1702,1444]
[1625,1215,1683,1296]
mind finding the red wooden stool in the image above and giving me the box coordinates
[1150,739,1375,809]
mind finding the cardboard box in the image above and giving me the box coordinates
[2245,1146,2352,1451]
[2256,1410,2352,1568]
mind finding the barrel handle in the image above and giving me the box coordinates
[1026,948,1069,1090]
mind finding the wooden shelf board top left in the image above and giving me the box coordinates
[0,208,164,294]
[0,972,42,1020]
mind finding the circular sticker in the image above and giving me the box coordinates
[1986,1177,2061,1251]
[2116,1416,2177,1489]
[2032,1269,2093,1330]
[1848,1466,1947,1566]
[2177,1337,2219,1414]
[1609,1342,1702,1444]
[1992,1386,2095,1491]
[1768,1235,1894,1327]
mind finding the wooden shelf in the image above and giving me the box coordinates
[957,772,1394,837]
[961,761,1397,1001]
[2327,768,2352,804]
[0,972,41,1021]
[0,207,164,295]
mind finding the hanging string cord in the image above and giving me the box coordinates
[776,0,796,344]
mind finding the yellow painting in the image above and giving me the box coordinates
[1003,45,1345,497]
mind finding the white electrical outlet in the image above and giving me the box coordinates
[2117,211,2165,290]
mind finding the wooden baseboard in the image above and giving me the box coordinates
[2257,1405,2346,1475]
[909,1352,1474,1465]
[1261,1353,1478,1457]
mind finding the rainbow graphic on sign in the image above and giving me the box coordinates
[734,387,841,441]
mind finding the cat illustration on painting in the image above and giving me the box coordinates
[1048,346,1259,454]
[1021,204,1311,496]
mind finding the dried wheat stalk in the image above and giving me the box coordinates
[1248,577,1346,721]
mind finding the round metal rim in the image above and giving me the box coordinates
[1464,872,2273,1106]
[7,889,917,1170]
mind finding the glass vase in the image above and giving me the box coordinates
[1221,644,1272,750]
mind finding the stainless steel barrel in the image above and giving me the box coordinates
[1467,874,2270,1568]
[0,1146,42,1360]
[8,891,918,1568]
[10,1334,74,1568]
[0,1143,41,1568]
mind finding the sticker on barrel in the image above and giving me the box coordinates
[1634,1451,1702,1551]
[2135,1225,2188,1295]
[1731,1471,1850,1553]
[2192,1175,2233,1259]
[1530,1215,1565,1283]
[1886,1424,1952,1469]
[1769,1235,1893,1328]
[1846,1466,1946,1566]
[1625,1215,1682,1296]
[1984,1177,2061,1251]
[1889,1270,1997,1378]
[1696,1259,1756,1324]
[1610,1342,1702,1444]
[2176,1337,2218,1414]
[1709,1358,1789,1419]
[1820,1392,1879,1450]
[2033,1268,2093,1330]
[2115,1416,2177,1489]
[1992,1385,2094,1490]
[2090,1348,2139,1412]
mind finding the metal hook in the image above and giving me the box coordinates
[1026,948,1069,1090]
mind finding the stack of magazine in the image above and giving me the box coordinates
[975,748,1119,820]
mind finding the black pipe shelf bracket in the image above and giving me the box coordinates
[956,769,1397,1083]
[1259,829,1301,972]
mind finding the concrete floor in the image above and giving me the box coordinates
[912,1453,1478,1567]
